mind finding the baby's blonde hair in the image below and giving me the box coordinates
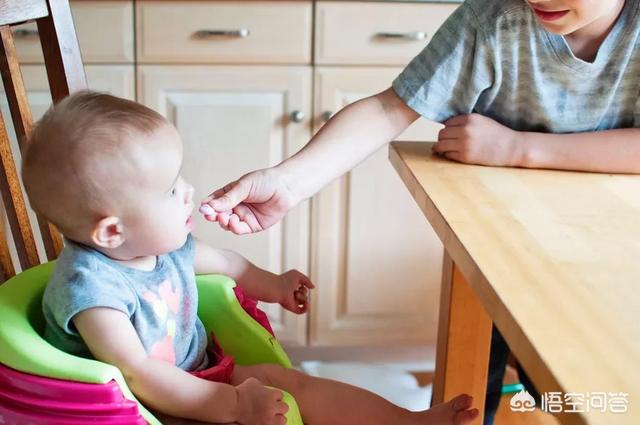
[22,91,167,240]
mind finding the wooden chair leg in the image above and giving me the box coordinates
[433,252,492,424]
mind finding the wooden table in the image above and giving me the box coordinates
[389,142,640,425]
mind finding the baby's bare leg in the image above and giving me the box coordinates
[232,364,478,425]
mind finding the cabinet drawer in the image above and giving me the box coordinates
[13,1,134,64]
[136,1,312,64]
[315,1,458,65]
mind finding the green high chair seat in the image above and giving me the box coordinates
[0,262,303,424]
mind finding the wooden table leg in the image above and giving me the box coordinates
[432,252,493,424]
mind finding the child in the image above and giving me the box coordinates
[22,91,478,425]
[199,1,640,423]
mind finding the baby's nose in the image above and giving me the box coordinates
[185,184,195,203]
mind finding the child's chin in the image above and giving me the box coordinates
[157,235,190,255]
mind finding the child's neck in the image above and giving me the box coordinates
[564,0,625,62]
[112,255,157,272]
[91,244,158,271]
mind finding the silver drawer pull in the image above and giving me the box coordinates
[374,31,426,41]
[193,29,250,39]
[13,29,39,39]
[290,110,305,123]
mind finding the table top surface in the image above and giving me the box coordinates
[389,142,640,425]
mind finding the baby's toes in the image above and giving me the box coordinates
[454,408,479,425]
[450,394,473,412]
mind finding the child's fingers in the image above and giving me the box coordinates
[295,301,308,314]
[300,276,315,289]
[294,289,308,304]
[433,139,461,154]
[443,114,470,127]
[210,181,248,212]
[198,204,219,222]
[228,214,252,235]
[443,151,464,163]
[437,126,464,141]
[206,187,226,202]
[233,204,263,232]
[216,212,231,228]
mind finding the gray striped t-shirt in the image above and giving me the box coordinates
[393,0,640,133]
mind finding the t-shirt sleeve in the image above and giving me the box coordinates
[392,3,495,123]
[44,263,136,336]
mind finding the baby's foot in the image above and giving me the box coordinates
[419,394,479,425]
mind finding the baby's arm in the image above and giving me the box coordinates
[434,113,640,173]
[73,307,288,423]
[193,238,314,313]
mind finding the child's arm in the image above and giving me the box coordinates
[202,87,419,234]
[433,113,640,173]
[278,86,420,200]
[194,238,314,313]
[73,307,288,424]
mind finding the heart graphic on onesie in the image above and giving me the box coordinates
[158,279,180,314]
[149,335,176,364]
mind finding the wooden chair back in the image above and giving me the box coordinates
[0,0,87,282]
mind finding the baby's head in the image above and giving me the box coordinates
[526,0,624,35]
[22,91,195,259]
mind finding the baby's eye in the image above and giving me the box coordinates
[170,187,177,197]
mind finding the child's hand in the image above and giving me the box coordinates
[433,113,524,167]
[236,377,288,425]
[278,269,315,314]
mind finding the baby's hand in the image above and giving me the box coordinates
[278,269,315,314]
[236,377,288,425]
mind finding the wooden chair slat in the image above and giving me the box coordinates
[0,207,16,281]
[0,0,87,278]
[0,109,40,272]
[37,1,87,102]
[0,0,48,27]
[0,27,34,149]
[38,219,63,260]
[0,26,63,261]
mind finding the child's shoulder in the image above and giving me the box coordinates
[45,240,124,295]
[52,240,104,275]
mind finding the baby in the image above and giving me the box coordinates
[23,91,478,425]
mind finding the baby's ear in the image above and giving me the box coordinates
[91,216,125,249]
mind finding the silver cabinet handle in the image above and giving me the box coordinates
[321,111,333,122]
[13,29,39,39]
[290,110,305,123]
[374,31,426,41]
[193,29,250,39]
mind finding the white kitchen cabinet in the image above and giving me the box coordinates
[310,66,445,347]
[137,65,312,345]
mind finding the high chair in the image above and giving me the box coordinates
[0,1,303,423]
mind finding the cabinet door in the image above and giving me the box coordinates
[0,65,135,269]
[311,67,443,347]
[13,0,134,64]
[138,66,311,346]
